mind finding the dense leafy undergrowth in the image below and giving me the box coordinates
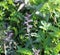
[0,0,60,55]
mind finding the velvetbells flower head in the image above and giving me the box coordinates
[4,30,14,42]
[24,13,33,33]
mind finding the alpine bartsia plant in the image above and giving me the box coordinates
[4,29,17,55]
[4,30,13,42]
[24,12,34,50]
[24,13,40,55]
[24,13,33,34]
[32,48,40,55]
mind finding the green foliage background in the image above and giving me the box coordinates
[0,0,60,55]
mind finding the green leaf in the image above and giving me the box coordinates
[17,47,33,55]
[54,43,60,54]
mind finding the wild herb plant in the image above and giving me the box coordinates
[0,0,60,55]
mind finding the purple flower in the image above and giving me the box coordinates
[26,13,31,18]
[27,25,32,28]
[27,19,33,22]
[4,32,13,42]
[32,48,40,55]
[27,27,30,33]
[24,13,33,34]
[8,33,13,37]
[24,22,28,24]
[25,17,29,20]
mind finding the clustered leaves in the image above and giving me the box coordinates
[0,0,60,55]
